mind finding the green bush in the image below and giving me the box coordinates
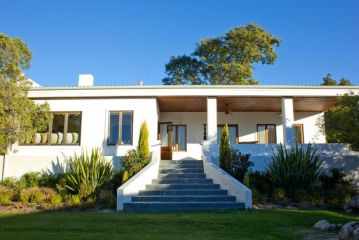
[267,144,322,197]
[248,171,273,196]
[39,173,64,188]
[138,121,150,164]
[97,190,116,208]
[49,194,63,208]
[294,189,308,203]
[122,170,129,184]
[122,149,145,177]
[20,172,41,188]
[243,172,250,187]
[272,188,286,201]
[19,187,57,204]
[64,194,81,208]
[64,148,113,201]
[319,168,357,208]
[219,124,230,169]
[224,148,253,182]
[0,186,14,204]
[252,189,266,204]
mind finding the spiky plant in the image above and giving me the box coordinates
[267,144,323,196]
[64,148,113,201]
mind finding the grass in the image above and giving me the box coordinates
[0,209,357,240]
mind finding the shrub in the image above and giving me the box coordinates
[122,149,145,177]
[64,148,113,201]
[19,187,57,204]
[100,169,124,195]
[49,194,63,208]
[64,194,81,208]
[319,168,357,208]
[138,121,150,163]
[97,190,116,208]
[219,124,230,169]
[267,144,322,197]
[272,188,286,201]
[20,172,41,188]
[248,171,273,195]
[122,171,129,184]
[0,177,19,189]
[0,186,14,204]
[224,148,253,182]
[252,189,266,204]
[294,189,309,203]
[243,172,250,187]
[39,173,64,188]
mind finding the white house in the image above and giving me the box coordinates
[1,74,359,211]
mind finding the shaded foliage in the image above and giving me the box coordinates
[224,148,253,182]
[219,124,230,169]
[323,93,359,150]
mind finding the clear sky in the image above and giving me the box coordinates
[1,0,358,86]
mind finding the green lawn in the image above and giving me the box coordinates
[0,209,357,240]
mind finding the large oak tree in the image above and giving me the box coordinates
[162,24,281,85]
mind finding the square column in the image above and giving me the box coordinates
[207,97,218,143]
[281,97,295,145]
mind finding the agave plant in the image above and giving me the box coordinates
[64,148,113,200]
[267,144,323,196]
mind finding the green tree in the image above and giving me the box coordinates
[163,24,281,85]
[0,33,50,154]
[323,93,359,150]
[321,73,337,86]
[219,124,230,170]
[320,74,352,86]
[138,121,150,163]
[338,78,352,86]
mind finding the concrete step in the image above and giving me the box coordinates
[153,178,213,184]
[138,189,228,196]
[159,168,204,174]
[159,164,204,169]
[145,183,220,190]
[132,195,236,202]
[160,160,203,165]
[158,173,206,179]
[123,202,245,212]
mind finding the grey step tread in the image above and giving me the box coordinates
[159,169,204,174]
[145,184,220,190]
[153,179,213,184]
[138,189,228,196]
[124,202,244,212]
[132,196,236,202]
[159,165,204,169]
[158,173,206,178]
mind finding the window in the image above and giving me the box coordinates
[294,124,304,144]
[257,124,276,144]
[20,112,81,145]
[108,111,133,145]
[168,125,187,151]
[217,124,238,144]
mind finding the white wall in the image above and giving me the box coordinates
[4,98,158,178]
[159,111,325,160]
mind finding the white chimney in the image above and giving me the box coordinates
[78,74,94,87]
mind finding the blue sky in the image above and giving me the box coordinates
[1,0,358,86]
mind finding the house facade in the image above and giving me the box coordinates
[1,75,359,210]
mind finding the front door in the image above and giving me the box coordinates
[159,122,172,160]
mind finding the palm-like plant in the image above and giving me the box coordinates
[267,144,323,196]
[64,148,113,200]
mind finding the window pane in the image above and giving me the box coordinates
[109,113,119,145]
[257,125,266,144]
[122,112,132,144]
[228,126,237,144]
[267,125,276,144]
[51,114,65,144]
[177,126,186,150]
[168,126,177,147]
[67,113,81,144]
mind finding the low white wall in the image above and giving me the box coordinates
[117,141,161,211]
[202,141,252,208]
[209,143,359,180]
[0,155,4,180]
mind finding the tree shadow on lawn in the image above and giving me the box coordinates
[0,209,357,240]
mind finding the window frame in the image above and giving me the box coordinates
[19,111,82,146]
[256,124,277,144]
[107,110,134,146]
[217,124,239,144]
[167,124,187,152]
[293,123,304,144]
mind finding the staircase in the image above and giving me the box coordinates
[123,160,245,212]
